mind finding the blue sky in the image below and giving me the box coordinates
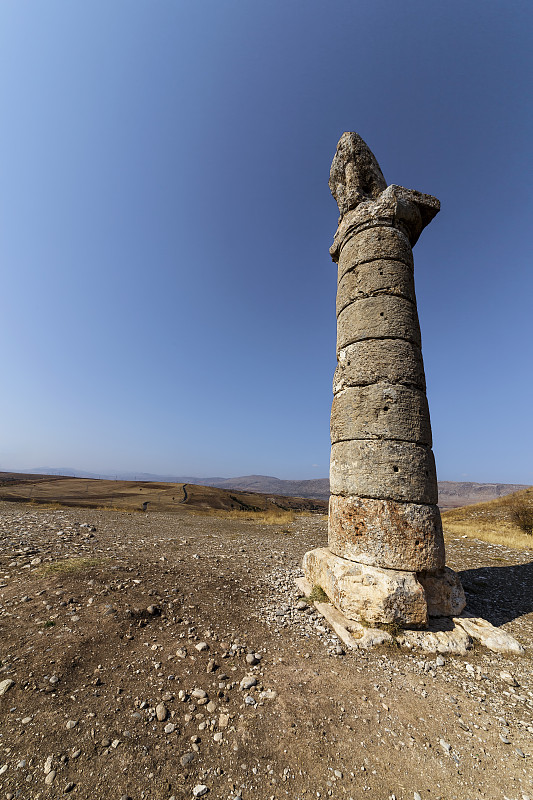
[0,1,531,483]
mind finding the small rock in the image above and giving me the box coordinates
[44,756,53,775]
[156,703,168,721]
[296,599,308,611]
[218,713,230,729]
[192,786,208,797]
[64,782,75,793]
[180,752,195,767]
[213,732,223,742]
[195,642,208,652]
[164,723,176,734]
[66,720,78,730]
[435,656,445,667]
[500,733,511,744]
[414,793,422,800]
[147,605,160,616]
[240,676,257,691]
[45,770,56,785]
[176,648,187,659]
[439,739,451,754]
[192,688,207,699]
[0,679,15,696]
[500,670,518,687]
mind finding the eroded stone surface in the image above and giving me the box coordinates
[331,383,432,445]
[454,614,525,654]
[328,495,444,571]
[397,618,473,655]
[418,566,466,617]
[328,131,387,220]
[337,294,421,351]
[337,226,414,283]
[334,339,426,392]
[337,258,416,314]
[330,440,438,504]
[302,547,428,628]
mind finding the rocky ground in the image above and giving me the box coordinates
[0,502,532,800]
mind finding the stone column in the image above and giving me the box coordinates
[303,133,465,629]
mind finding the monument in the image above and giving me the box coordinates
[302,132,465,629]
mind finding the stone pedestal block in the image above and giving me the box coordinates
[302,547,428,628]
[418,567,466,617]
[328,495,445,571]
[330,440,438,504]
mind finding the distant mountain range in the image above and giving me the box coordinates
[2,467,529,509]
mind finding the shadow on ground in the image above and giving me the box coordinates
[459,561,533,625]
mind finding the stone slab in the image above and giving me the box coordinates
[330,439,438,504]
[453,614,525,654]
[328,494,444,571]
[337,259,415,316]
[308,594,474,654]
[337,294,421,352]
[314,602,392,649]
[418,567,466,617]
[331,383,432,446]
[334,340,426,392]
[397,619,473,654]
[302,547,427,628]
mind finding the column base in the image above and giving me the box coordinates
[302,547,466,629]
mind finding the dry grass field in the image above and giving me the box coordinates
[0,473,327,517]
[442,487,533,549]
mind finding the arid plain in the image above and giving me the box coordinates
[0,476,532,800]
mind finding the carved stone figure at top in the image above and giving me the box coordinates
[328,132,387,220]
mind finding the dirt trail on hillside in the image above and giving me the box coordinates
[0,502,532,800]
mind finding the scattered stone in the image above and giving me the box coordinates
[156,703,168,721]
[180,752,195,767]
[500,670,519,686]
[0,679,15,696]
[45,770,56,785]
[192,785,209,797]
[164,723,176,734]
[66,720,78,729]
[240,676,257,691]
[195,642,209,652]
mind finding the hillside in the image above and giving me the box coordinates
[442,485,533,547]
[0,473,327,515]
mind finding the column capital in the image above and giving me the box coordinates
[330,184,440,262]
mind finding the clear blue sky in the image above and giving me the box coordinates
[0,1,531,483]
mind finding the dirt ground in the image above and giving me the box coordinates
[0,502,532,800]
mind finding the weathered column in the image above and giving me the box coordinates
[303,132,465,629]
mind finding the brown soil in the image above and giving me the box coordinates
[0,500,532,800]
